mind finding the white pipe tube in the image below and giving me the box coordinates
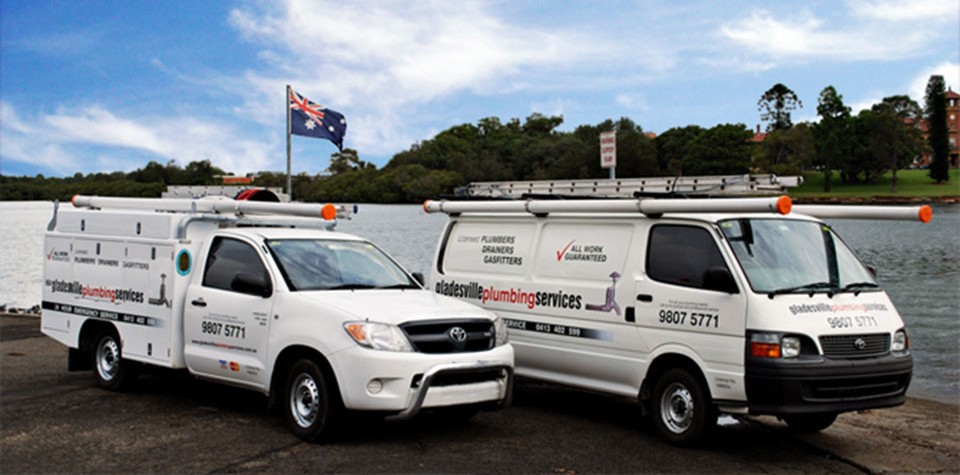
[71,195,337,220]
[792,205,933,222]
[423,196,792,216]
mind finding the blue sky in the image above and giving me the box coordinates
[2,0,958,178]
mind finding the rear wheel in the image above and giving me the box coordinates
[651,368,716,447]
[285,359,341,442]
[91,330,137,390]
[782,413,837,433]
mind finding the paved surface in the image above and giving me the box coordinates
[2,314,957,474]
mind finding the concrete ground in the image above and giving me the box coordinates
[2,313,957,473]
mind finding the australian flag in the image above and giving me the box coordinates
[289,88,347,150]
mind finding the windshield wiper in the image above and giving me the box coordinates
[377,284,421,290]
[838,281,880,295]
[325,284,377,291]
[767,282,837,299]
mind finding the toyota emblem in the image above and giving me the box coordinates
[448,326,468,343]
[854,338,867,350]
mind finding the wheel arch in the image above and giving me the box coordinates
[69,320,119,371]
[639,350,712,416]
[268,345,341,409]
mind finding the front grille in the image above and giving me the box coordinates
[819,333,889,358]
[400,319,495,354]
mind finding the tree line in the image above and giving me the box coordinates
[2,76,951,203]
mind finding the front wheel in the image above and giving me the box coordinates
[91,330,137,391]
[651,368,716,447]
[782,413,837,433]
[284,359,341,442]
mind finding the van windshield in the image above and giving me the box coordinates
[266,239,418,291]
[718,219,877,296]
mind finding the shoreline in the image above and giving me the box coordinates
[791,195,960,204]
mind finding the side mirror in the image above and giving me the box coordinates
[702,267,739,294]
[411,272,425,286]
[232,272,273,298]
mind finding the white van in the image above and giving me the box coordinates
[42,195,513,442]
[425,195,929,446]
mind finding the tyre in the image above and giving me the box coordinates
[285,359,341,442]
[651,368,716,447]
[91,330,137,391]
[782,413,837,433]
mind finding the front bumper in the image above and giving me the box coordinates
[329,343,514,418]
[746,353,912,415]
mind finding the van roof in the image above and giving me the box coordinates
[220,226,366,242]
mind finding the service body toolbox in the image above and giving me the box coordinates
[42,196,513,441]
[426,192,930,446]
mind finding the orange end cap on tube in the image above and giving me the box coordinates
[776,195,793,215]
[321,204,337,221]
[918,205,933,223]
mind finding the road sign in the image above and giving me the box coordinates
[600,131,616,169]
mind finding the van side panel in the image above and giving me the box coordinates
[41,209,187,368]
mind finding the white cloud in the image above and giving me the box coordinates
[908,62,960,102]
[719,5,946,63]
[615,93,651,112]
[0,102,274,175]
[227,0,604,156]
[848,0,957,22]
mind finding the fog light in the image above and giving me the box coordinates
[781,336,801,358]
[367,379,384,394]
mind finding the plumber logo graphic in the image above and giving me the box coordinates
[585,271,622,316]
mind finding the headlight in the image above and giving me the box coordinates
[781,336,801,358]
[493,314,509,347]
[891,330,909,352]
[343,322,413,352]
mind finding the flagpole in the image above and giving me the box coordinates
[285,84,292,200]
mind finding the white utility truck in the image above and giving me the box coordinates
[425,178,930,446]
[41,195,513,441]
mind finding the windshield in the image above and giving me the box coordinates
[719,219,876,295]
[266,239,417,291]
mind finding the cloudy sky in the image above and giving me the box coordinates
[2,0,958,177]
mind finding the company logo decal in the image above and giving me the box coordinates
[504,318,613,341]
[41,301,160,327]
[448,326,468,343]
[46,248,70,263]
[47,279,145,304]
[435,279,583,311]
[788,303,889,315]
[555,240,608,263]
[584,271,622,316]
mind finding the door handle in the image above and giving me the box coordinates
[191,298,207,307]
[636,294,653,302]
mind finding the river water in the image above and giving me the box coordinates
[1,201,957,404]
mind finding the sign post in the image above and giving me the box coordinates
[600,130,617,179]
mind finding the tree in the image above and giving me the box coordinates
[327,148,374,175]
[655,125,704,175]
[924,75,950,183]
[758,83,802,132]
[872,96,925,192]
[753,124,815,175]
[813,86,851,191]
[682,124,753,175]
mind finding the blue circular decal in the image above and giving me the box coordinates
[176,249,192,276]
